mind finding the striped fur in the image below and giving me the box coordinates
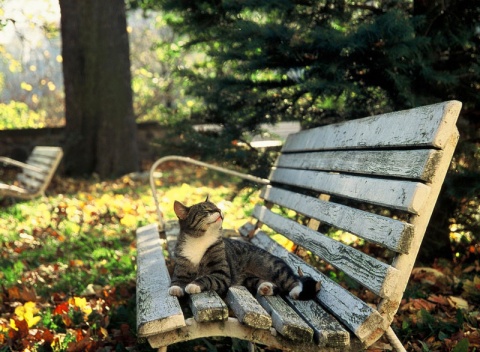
[169,200,320,300]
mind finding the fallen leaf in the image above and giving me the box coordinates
[14,301,41,327]
[7,286,37,302]
[427,294,450,306]
[411,267,446,285]
[448,296,469,310]
[401,298,436,312]
[54,301,69,315]
[81,284,103,296]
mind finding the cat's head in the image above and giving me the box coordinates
[174,199,224,237]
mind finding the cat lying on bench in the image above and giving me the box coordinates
[169,199,321,300]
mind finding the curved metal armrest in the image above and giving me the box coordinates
[149,155,270,234]
[0,157,44,172]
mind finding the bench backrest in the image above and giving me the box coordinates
[247,101,461,345]
[17,146,63,194]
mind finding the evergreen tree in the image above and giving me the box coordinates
[143,0,478,127]
[135,0,479,261]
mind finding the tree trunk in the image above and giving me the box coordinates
[59,0,139,178]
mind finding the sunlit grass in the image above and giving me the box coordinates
[0,166,260,294]
[0,165,261,350]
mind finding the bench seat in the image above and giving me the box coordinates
[0,146,63,199]
[136,101,462,351]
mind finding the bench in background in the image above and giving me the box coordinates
[0,146,63,200]
[136,101,462,351]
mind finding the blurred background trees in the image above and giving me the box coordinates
[1,0,479,261]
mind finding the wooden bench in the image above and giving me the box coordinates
[0,146,63,199]
[136,101,462,351]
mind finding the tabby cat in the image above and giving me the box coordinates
[168,199,320,300]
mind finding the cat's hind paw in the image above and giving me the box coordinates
[289,283,303,300]
[257,282,275,296]
[185,283,202,294]
[169,285,184,297]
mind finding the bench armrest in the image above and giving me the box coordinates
[149,155,270,234]
[0,156,44,173]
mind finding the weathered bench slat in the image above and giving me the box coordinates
[138,101,462,351]
[148,317,360,352]
[136,223,186,337]
[189,291,228,322]
[248,228,383,342]
[285,297,350,347]
[269,168,431,214]
[22,168,48,181]
[22,162,50,173]
[226,286,272,329]
[28,155,58,167]
[17,174,43,190]
[253,206,399,298]
[257,294,314,342]
[1,146,63,200]
[276,149,441,182]
[260,186,414,253]
[29,147,62,157]
[282,101,461,152]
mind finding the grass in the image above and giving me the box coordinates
[0,165,261,351]
[0,165,478,351]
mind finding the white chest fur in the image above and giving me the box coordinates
[180,227,221,266]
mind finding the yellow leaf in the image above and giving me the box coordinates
[271,234,296,252]
[14,302,41,327]
[20,82,33,91]
[71,296,93,316]
[24,312,41,327]
[120,214,137,228]
[9,319,18,331]
[447,296,469,310]
[31,94,39,104]
[14,305,25,317]
[23,301,39,314]
[8,61,21,73]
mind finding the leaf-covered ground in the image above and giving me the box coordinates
[0,164,479,351]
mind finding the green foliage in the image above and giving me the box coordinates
[144,0,479,126]
[129,10,203,125]
[134,0,479,158]
[0,101,49,129]
[135,0,480,253]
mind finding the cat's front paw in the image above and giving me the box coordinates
[185,283,202,294]
[257,282,275,296]
[169,285,184,297]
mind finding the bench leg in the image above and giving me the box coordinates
[157,347,167,352]
[385,326,406,352]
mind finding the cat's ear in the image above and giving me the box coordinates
[174,201,189,220]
